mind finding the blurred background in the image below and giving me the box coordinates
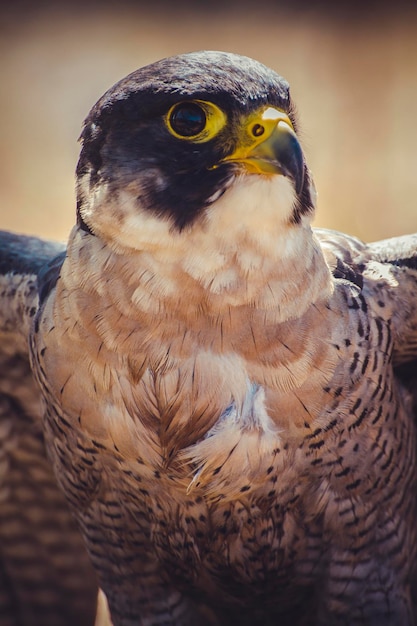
[1,0,416,244]
[0,4,416,624]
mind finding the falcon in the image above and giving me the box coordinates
[1,50,417,626]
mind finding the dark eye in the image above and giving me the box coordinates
[169,102,207,137]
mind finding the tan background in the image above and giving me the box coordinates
[1,2,417,244]
[0,5,416,624]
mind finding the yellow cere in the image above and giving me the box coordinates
[214,106,296,175]
[245,107,294,149]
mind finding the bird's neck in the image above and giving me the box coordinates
[54,220,337,468]
[74,174,333,322]
[61,210,333,361]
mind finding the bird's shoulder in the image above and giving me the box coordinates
[0,230,66,352]
[316,226,417,328]
[316,227,417,413]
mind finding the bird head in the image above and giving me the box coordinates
[76,51,316,252]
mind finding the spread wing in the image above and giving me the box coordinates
[367,233,417,417]
[316,227,417,416]
[367,233,417,366]
[0,231,98,626]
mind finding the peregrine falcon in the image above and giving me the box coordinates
[1,51,417,626]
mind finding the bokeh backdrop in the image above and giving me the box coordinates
[1,1,417,244]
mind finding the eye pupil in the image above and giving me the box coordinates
[252,123,265,137]
[170,102,206,137]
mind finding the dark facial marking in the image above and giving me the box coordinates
[76,51,312,230]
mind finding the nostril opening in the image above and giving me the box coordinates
[252,124,265,137]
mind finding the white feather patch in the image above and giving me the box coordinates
[183,381,281,500]
[76,174,332,317]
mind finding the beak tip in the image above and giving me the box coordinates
[277,128,305,196]
[218,107,306,195]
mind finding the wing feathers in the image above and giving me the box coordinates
[0,231,98,624]
[0,231,65,351]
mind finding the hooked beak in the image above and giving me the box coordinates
[217,106,305,194]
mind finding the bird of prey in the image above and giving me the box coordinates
[1,50,417,626]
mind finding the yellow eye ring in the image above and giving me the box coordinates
[165,99,227,143]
